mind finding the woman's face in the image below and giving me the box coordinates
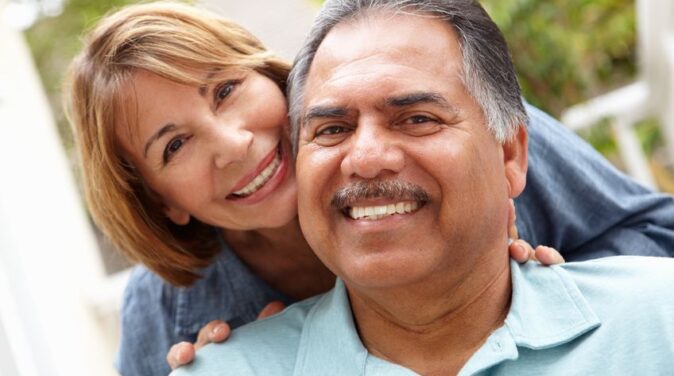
[115,69,298,230]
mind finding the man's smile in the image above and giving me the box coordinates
[347,201,420,221]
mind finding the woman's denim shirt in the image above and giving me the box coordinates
[115,244,293,376]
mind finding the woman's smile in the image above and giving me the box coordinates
[226,141,292,205]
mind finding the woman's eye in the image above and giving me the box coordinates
[214,80,240,104]
[163,136,187,164]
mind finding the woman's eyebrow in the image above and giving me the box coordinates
[144,123,177,158]
[198,70,220,97]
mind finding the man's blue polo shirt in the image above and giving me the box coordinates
[172,256,674,375]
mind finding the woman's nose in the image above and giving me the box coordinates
[212,124,254,169]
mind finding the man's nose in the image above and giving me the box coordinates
[340,120,405,179]
[210,121,254,169]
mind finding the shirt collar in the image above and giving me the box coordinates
[461,260,601,375]
[294,279,368,375]
[294,260,601,375]
[505,260,600,348]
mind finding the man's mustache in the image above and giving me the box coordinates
[331,180,430,209]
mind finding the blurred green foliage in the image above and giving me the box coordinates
[480,0,663,160]
[483,0,637,116]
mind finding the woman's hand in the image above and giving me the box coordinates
[507,199,565,265]
[166,301,286,369]
[509,239,566,265]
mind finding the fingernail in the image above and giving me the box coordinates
[178,348,189,362]
[212,324,225,337]
[508,237,514,246]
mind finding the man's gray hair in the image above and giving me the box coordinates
[288,0,527,153]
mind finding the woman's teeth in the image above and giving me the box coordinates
[232,151,281,197]
[348,201,419,220]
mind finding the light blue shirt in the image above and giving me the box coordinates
[172,256,674,375]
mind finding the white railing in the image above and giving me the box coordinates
[561,0,674,189]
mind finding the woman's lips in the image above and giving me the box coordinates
[227,143,283,199]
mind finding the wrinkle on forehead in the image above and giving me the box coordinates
[305,12,465,102]
[305,51,464,113]
[320,10,461,63]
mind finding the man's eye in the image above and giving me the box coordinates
[311,125,352,146]
[163,136,188,164]
[316,126,349,137]
[405,115,436,124]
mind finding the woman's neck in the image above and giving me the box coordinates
[223,218,335,300]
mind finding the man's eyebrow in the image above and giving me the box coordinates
[386,92,453,110]
[303,106,349,125]
[143,123,176,158]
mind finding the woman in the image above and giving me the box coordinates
[65,2,673,375]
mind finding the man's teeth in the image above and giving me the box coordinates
[348,201,419,220]
[232,151,281,197]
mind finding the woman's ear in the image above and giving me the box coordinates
[164,205,190,225]
[503,124,528,198]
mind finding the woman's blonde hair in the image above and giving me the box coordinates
[64,1,291,286]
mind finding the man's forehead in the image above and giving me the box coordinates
[304,12,464,106]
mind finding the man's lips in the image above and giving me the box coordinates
[330,180,430,221]
[227,143,281,198]
[347,200,421,220]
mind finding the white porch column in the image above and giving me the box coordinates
[0,12,117,376]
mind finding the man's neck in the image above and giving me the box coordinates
[348,253,512,375]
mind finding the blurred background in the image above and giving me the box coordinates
[1,0,673,374]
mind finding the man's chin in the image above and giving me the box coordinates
[336,253,440,291]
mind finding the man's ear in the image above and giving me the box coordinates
[503,124,528,198]
[164,205,190,226]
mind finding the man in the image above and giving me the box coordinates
[173,0,674,374]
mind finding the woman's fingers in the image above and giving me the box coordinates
[534,245,566,265]
[509,239,566,266]
[508,239,534,263]
[508,199,519,240]
[167,320,231,370]
[257,301,286,320]
[195,320,231,350]
[167,342,196,370]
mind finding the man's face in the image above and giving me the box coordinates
[296,12,527,289]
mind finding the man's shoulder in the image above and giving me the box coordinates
[558,256,674,316]
[560,256,674,290]
[171,295,324,376]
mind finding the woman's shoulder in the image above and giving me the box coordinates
[121,242,293,332]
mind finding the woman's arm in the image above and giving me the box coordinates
[516,103,674,259]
